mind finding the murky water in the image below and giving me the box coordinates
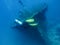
[0,0,60,45]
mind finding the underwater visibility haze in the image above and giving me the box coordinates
[0,0,60,45]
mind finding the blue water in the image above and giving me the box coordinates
[0,0,60,45]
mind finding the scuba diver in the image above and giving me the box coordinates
[14,0,48,45]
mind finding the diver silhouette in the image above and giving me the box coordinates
[12,0,48,45]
